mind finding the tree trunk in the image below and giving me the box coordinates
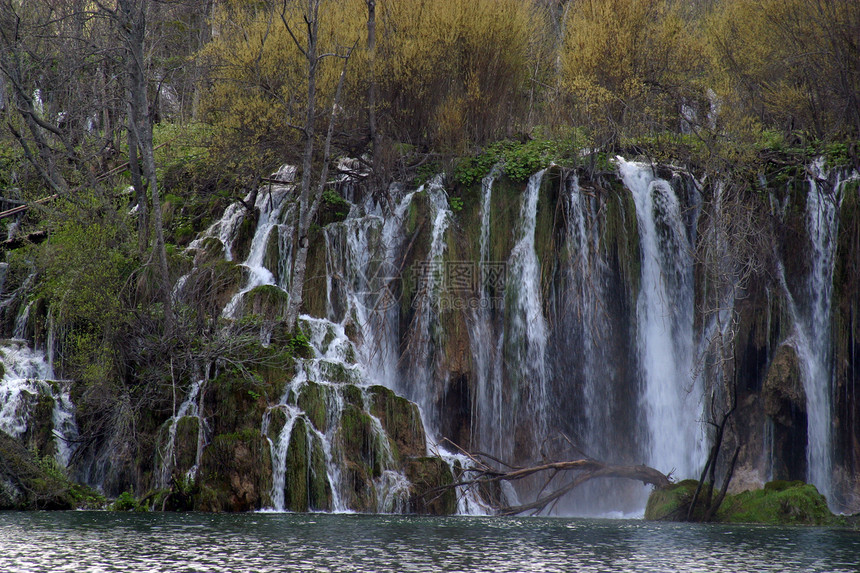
[118,0,172,326]
[366,0,380,174]
[284,0,320,332]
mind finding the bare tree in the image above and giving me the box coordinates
[273,0,356,331]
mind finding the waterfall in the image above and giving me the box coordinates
[403,175,451,429]
[565,174,613,457]
[800,161,841,504]
[0,339,77,467]
[774,160,853,507]
[13,302,31,340]
[264,315,422,513]
[469,169,505,456]
[503,169,550,451]
[617,157,704,478]
[157,379,207,487]
[222,185,293,318]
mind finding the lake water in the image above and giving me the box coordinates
[1,512,858,572]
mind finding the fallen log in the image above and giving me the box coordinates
[422,442,671,516]
[1,230,48,250]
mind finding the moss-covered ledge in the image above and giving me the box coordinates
[645,479,851,527]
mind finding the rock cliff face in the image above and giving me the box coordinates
[1,157,857,514]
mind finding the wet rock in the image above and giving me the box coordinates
[404,457,457,515]
[368,385,426,459]
[195,429,272,512]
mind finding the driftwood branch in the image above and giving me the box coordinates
[421,443,671,516]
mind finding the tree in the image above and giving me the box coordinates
[104,0,173,324]
[706,0,860,140]
[559,0,707,146]
[274,0,356,330]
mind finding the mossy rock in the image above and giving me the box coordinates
[318,189,352,227]
[644,479,700,521]
[232,207,258,262]
[22,390,56,459]
[301,225,328,318]
[763,344,806,425]
[297,381,329,433]
[645,479,842,526]
[193,236,225,263]
[318,360,361,385]
[195,429,272,512]
[308,433,333,511]
[266,407,288,441]
[341,460,377,512]
[262,226,282,285]
[173,416,199,474]
[336,404,377,475]
[208,373,269,436]
[0,430,75,510]
[718,481,839,526]
[245,284,289,320]
[284,417,310,512]
[368,385,426,460]
[341,384,364,409]
[404,457,457,515]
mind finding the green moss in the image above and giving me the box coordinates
[196,429,272,512]
[174,416,199,473]
[318,360,358,384]
[336,404,376,474]
[308,435,333,511]
[297,381,329,433]
[262,227,281,284]
[266,407,288,440]
[245,284,289,319]
[232,209,258,262]
[341,460,377,512]
[301,225,328,318]
[284,417,310,512]
[645,479,843,526]
[369,385,426,460]
[644,479,700,521]
[318,189,351,226]
[404,457,457,515]
[341,384,363,408]
[718,482,838,526]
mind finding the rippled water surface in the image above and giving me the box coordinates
[1,512,858,572]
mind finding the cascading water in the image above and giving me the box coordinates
[222,185,294,318]
[617,157,704,479]
[564,174,613,458]
[0,322,77,467]
[263,315,418,513]
[503,169,550,452]
[469,168,505,456]
[403,175,451,427]
[157,379,207,487]
[774,160,855,508]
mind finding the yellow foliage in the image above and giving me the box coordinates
[560,0,706,141]
[705,0,860,138]
[377,0,541,149]
[201,0,367,166]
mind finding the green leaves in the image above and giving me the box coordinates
[455,137,577,186]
